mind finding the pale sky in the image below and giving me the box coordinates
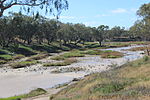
[4,0,150,28]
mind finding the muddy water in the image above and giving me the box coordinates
[0,45,145,98]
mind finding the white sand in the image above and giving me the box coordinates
[0,45,144,98]
[0,72,85,98]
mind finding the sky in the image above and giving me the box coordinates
[4,0,150,28]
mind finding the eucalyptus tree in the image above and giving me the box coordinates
[56,23,74,46]
[130,3,150,41]
[38,19,59,45]
[93,25,109,46]
[72,24,88,45]
[137,3,150,19]
[0,0,68,17]
[137,3,150,40]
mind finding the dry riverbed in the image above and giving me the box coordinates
[0,45,145,98]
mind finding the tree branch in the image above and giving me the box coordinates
[3,2,46,10]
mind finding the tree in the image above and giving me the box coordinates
[137,3,150,19]
[93,25,109,46]
[130,3,150,41]
[0,0,68,17]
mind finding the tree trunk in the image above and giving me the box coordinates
[59,39,62,47]
[99,41,102,47]
[0,10,3,17]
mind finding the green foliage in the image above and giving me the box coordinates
[0,55,12,61]
[0,49,11,55]
[14,45,37,56]
[63,51,85,58]
[51,50,85,61]
[92,82,125,94]
[10,60,38,68]
[101,51,123,58]
[82,50,102,55]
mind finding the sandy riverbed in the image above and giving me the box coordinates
[0,45,144,98]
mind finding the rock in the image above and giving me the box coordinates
[72,78,80,81]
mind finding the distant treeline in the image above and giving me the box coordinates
[0,2,150,48]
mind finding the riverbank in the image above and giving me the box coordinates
[0,44,145,98]
[50,56,150,100]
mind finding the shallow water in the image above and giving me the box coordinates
[0,45,145,98]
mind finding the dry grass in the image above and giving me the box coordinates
[50,56,150,100]
[101,51,124,58]
[127,46,150,51]
[27,53,49,61]
[44,58,77,67]
[10,60,38,68]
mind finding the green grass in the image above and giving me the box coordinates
[51,50,85,61]
[101,50,124,58]
[0,49,11,55]
[10,60,38,68]
[50,56,150,100]
[44,58,77,67]
[0,55,13,61]
[81,50,102,55]
[27,54,50,61]
[12,54,25,60]
[0,88,47,100]
[106,41,149,48]
[10,45,37,56]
